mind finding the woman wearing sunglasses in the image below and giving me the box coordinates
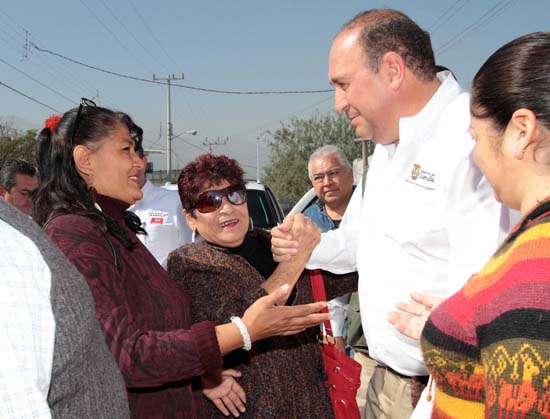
[168,153,357,419]
[33,103,331,419]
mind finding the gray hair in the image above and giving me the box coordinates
[307,145,351,180]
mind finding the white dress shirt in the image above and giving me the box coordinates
[130,179,192,268]
[307,72,519,377]
[0,220,55,419]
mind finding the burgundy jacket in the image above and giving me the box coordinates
[45,195,222,419]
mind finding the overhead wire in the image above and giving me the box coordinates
[429,0,471,34]
[0,9,122,111]
[32,44,334,95]
[435,0,515,56]
[0,56,77,105]
[78,0,155,75]
[97,0,172,74]
[127,0,183,73]
[0,80,61,113]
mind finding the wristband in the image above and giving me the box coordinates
[230,316,252,351]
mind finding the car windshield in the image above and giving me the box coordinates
[246,189,279,229]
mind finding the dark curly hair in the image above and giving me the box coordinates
[33,103,145,247]
[177,153,244,212]
[341,9,437,82]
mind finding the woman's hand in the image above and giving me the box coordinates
[202,369,246,417]
[243,284,330,341]
[270,216,299,262]
[387,293,444,340]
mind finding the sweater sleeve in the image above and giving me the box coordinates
[45,215,222,388]
[168,248,267,324]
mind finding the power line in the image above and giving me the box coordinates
[32,44,334,95]
[127,0,183,73]
[78,0,155,75]
[0,12,122,111]
[429,0,470,34]
[436,0,514,56]
[97,0,172,73]
[0,56,77,105]
[0,80,61,113]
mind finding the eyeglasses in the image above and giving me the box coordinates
[69,98,96,146]
[195,185,247,214]
[312,169,342,184]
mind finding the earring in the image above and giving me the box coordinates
[191,228,197,243]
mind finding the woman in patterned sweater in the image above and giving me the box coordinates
[391,32,550,418]
[168,154,357,419]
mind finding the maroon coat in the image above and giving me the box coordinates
[45,195,222,419]
[168,229,358,419]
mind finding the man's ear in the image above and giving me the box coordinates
[183,209,197,231]
[0,185,7,197]
[380,51,405,90]
[73,145,94,178]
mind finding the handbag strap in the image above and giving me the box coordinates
[309,269,334,337]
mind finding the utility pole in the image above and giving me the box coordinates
[203,136,229,153]
[256,136,260,183]
[153,73,184,178]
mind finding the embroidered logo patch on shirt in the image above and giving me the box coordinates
[406,163,437,190]
[148,211,169,225]
[410,163,435,183]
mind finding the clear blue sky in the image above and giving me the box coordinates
[1,0,548,177]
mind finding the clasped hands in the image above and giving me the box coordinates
[270,213,320,262]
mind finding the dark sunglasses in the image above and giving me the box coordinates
[195,185,247,214]
[69,98,97,146]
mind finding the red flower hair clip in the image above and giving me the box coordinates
[44,115,62,132]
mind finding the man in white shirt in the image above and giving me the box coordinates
[130,155,192,267]
[272,9,517,418]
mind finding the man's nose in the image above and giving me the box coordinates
[334,90,348,114]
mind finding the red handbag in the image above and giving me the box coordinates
[310,269,362,419]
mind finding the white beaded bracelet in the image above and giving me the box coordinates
[230,316,252,351]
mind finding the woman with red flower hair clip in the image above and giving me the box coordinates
[33,100,331,419]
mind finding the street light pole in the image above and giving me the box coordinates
[153,73,184,179]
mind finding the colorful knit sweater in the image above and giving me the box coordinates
[421,200,550,419]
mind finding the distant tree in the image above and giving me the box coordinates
[0,122,37,168]
[263,112,364,202]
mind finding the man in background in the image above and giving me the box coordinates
[0,158,37,215]
[304,144,354,352]
[130,154,192,267]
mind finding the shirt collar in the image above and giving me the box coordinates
[398,71,463,149]
[141,179,154,195]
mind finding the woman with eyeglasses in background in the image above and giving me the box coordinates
[168,153,358,419]
[33,102,332,419]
